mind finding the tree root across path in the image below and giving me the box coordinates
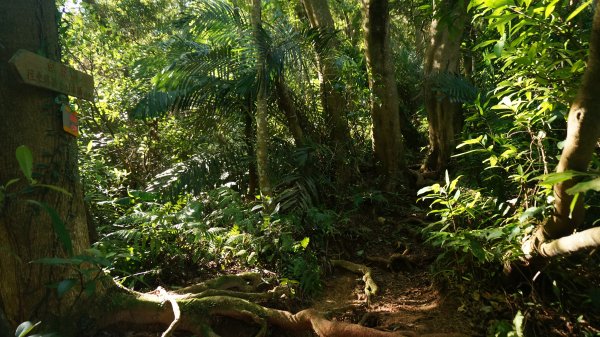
[91,271,423,337]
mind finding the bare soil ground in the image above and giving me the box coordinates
[309,216,473,337]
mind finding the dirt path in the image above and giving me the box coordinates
[311,218,473,336]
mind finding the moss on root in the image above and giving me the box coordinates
[83,272,420,337]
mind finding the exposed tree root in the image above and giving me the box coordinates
[331,260,378,304]
[368,254,414,272]
[523,226,600,258]
[91,272,414,337]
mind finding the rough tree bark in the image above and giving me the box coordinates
[300,0,353,182]
[0,0,91,329]
[244,105,258,199]
[422,0,468,173]
[251,0,272,198]
[361,0,405,190]
[525,5,600,256]
[275,76,305,146]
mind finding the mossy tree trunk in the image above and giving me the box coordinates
[0,0,90,330]
[422,0,468,173]
[275,76,305,146]
[251,0,272,199]
[361,0,405,190]
[301,0,353,182]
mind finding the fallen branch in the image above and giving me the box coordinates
[331,260,378,304]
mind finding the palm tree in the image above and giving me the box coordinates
[132,0,316,198]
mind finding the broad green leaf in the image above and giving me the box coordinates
[16,145,34,183]
[519,206,542,223]
[27,201,73,256]
[417,186,433,196]
[449,176,462,192]
[300,237,310,249]
[544,0,559,18]
[484,0,513,9]
[57,279,77,298]
[15,321,40,337]
[494,37,506,57]
[457,136,483,148]
[566,1,591,22]
[567,177,600,194]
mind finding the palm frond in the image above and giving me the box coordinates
[429,72,478,104]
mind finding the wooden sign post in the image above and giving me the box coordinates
[9,49,95,136]
[9,49,94,100]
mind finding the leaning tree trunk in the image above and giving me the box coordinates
[362,0,405,190]
[275,76,305,146]
[0,0,90,330]
[538,5,600,241]
[301,0,353,182]
[251,0,272,199]
[422,0,468,173]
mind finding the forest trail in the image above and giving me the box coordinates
[96,216,475,337]
[310,217,473,337]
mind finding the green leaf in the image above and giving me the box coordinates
[544,0,559,18]
[15,145,34,183]
[27,201,73,256]
[566,1,592,22]
[538,170,586,187]
[57,279,77,298]
[484,0,513,9]
[5,178,20,188]
[15,321,40,337]
[300,237,310,249]
[569,192,580,218]
[84,280,97,296]
[567,177,600,194]
[519,206,542,223]
[513,310,524,337]
[494,37,505,58]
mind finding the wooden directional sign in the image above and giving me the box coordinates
[9,49,94,101]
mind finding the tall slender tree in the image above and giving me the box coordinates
[0,0,90,329]
[361,0,405,189]
[300,0,353,181]
[252,0,272,198]
[422,0,468,173]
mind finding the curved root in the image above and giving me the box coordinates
[92,272,411,337]
[331,259,378,304]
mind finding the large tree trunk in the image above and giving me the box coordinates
[422,0,468,173]
[539,6,600,241]
[361,0,405,190]
[300,0,353,182]
[251,0,272,198]
[275,76,305,146]
[0,0,90,329]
